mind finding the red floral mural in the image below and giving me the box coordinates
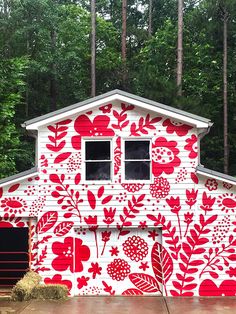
[72,114,115,150]
[0,100,236,297]
[152,137,181,176]
[163,119,192,137]
[52,237,90,272]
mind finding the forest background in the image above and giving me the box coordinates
[0,0,236,179]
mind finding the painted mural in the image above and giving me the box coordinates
[0,100,236,296]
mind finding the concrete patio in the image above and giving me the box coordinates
[1,297,236,314]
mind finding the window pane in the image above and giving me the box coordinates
[125,161,150,180]
[86,162,110,180]
[125,141,150,159]
[86,141,110,160]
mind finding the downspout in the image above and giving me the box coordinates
[197,121,213,166]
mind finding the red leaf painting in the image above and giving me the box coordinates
[49,174,61,184]
[54,221,74,236]
[54,152,71,164]
[122,288,143,296]
[36,211,58,234]
[97,186,104,198]
[87,190,96,209]
[102,195,113,205]
[129,273,161,293]
[74,173,81,185]
[8,184,20,193]
[190,172,199,184]
[152,242,173,285]
[46,120,71,153]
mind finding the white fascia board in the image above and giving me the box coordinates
[0,172,39,188]
[26,93,210,130]
[197,169,236,186]
[25,94,119,130]
[117,95,210,128]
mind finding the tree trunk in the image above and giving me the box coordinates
[91,0,96,97]
[50,29,57,111]
[121,0,127,87]
[223,8,229,174]
[177,0,183,96]
[148,0,152,37]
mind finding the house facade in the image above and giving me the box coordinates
[0,90,236,296]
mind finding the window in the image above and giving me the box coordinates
[84,140,111,181]
[124,140,151,180]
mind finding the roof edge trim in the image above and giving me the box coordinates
[22,89,212,129]
[196,165,236,185]
[0,167,38,187]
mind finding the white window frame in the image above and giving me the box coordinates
[121,138,152,183]
[82,137,113,183]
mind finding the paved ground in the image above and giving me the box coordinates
[0,297,236,314]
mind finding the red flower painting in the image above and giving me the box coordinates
[163,118,192,137]
[199,279,236,296]
[149,177,170,200]
[185,189,198,208]
[152,137,181,176]
[71,114,115,150]
[44,274,72,292]
[0,197,27,216]
[107,258,131,281]
[205,179,218,191]
[52,237,90,272]
[77,276,90,289]
[184,134,198,159]
[122,236,148,262]
[99,104,112,113]
[217,193,236,213]
[0,216,24,228]
[200,192,216,214]
[166,196,181,214]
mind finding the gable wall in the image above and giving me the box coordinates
[0,101,236,296]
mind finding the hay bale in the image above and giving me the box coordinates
[31,284,68,300]
[11,271,41,301]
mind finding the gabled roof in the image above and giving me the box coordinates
[22,89,212,130]
[0,167,38,188]
[196,165,236,186]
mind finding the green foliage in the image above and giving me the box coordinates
[0,0,236,176]
[0,57,27,178]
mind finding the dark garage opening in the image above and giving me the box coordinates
[0,228,29,288]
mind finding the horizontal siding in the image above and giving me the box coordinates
[1,101,236,296]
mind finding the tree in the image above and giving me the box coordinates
[177,0,184,95]
[219,3,229,174]
[148,0,153,37]
[0,58,27,178]
[91,0,96,97]
[121,0,127,87]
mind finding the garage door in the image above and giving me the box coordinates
[0,227,29,288]
[73,228,162,296]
